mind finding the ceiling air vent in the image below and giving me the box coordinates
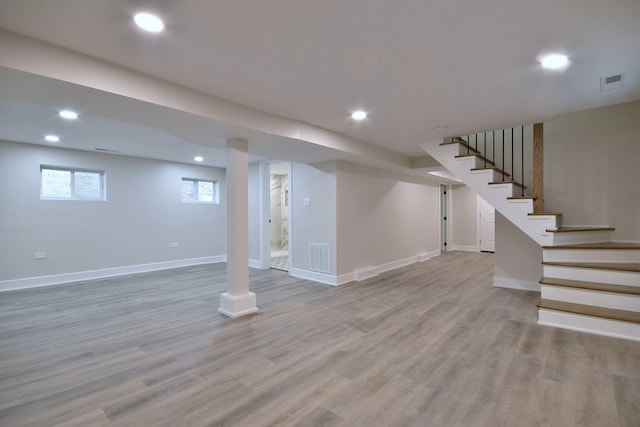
[600,73,625,92]
[94,147,122,154]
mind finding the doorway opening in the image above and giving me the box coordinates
[269,161,290,271]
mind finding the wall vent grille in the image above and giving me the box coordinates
[309,243,330,273]
[600,73,625,92]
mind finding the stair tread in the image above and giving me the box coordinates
[455,153,495,166]
[540,277,640,295]
[507,196,536,200]
[529,212,562,216]
[488,180,526,189]
[470,167,511,177]
[538,299,640,324]
[547,227,615,233]
[543,242,640,250]
[543,261,640,272]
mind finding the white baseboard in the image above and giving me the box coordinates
[450,245,480,252]
[249,259,264,269]
[493,276,540,292]
[0,255,227,292]
[289,268,340,286]
[418,250,441,262]
[294,250,443,286]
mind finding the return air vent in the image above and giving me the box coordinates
[94,147,122,153]
[600,73,625,92]
[309,242,330,273]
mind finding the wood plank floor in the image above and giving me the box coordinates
[1,251,639,426]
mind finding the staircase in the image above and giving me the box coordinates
[420,137,640,341]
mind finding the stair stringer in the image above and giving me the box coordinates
[420,140,556,245]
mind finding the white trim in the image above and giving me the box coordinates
[538,309,640,342]
[450,245,480,252]
[259,161,272,269]
[351,267,379,282]
[290,250,442,287]
[493,276,540,292]
[440,184,451,251]
[218,291,258,318]
[378,255,423,274]
[418,250,441,262]
[0,255,226,292]
[286,161,294,277]
[290,267,339,286]
[249,259,264,269]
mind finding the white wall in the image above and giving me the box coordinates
[544,100,640,241]
[450,184,478,250]
[336,161,440,277]
[290,161,337,276]
[494,212,542,291]
[0,141,226,283]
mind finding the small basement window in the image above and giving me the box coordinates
[40,166,106,201]
[181,178,219,203]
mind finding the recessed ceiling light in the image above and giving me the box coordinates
[59,110,78,120]
[433,125,448,131]
[351,111,367,120]
[194,156,204,162]
[134,12,164,33]
[539,54,569,70]
[45,135,60,142]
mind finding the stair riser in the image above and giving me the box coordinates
[543,265,640,286]
[454,144,478,156]
[541,285,640,311]
[550,231,614,245]
[488,183,518,198]
[507,198,534,213]
[528,215,562,231]
[543,249,640,263]
[471,169,503,182]
[538,309,640,341]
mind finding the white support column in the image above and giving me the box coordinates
[219,138,258,318]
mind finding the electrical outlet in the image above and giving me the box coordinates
[170,242,178,248]
[34,251,47,260]
[303,198,311,207]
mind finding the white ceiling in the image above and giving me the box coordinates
[0,0,639,167]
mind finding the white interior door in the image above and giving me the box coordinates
[477,196,495,252]
[440,184,449,251]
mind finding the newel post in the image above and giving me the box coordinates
[533,123,544,213]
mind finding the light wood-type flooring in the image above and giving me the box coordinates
[1,251,639,426]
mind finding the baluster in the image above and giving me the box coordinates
[511,128,514,179]
[483,132,487,167]
[502,129,505,181]
[492,131,495,166]
[521,126,525,196]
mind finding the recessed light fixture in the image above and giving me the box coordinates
[134,12,164,33]
[433,125,448,131]
[539,53,569,70]
[194,156,204,162]
[45,135,60,142]
[351,111,367,120]
[59,110,78,120]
